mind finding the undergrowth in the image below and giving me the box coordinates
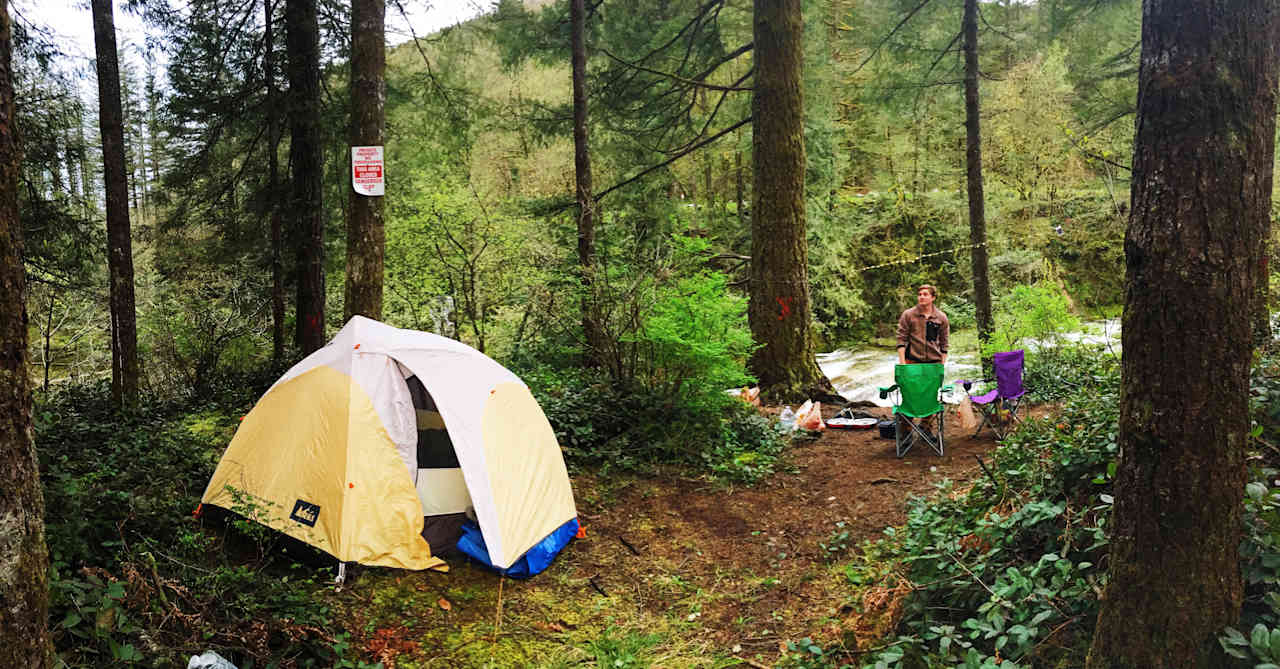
[782,343,1280,669]
[525,365,788,483]
[37,374,362,668]
[37,357,788,666]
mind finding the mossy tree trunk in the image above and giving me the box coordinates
[1255,253,1271,346]
[92,0,139,407]
[748,0,832,403]
[1086,2,1280,667]
[265,0,286,364]
[0,0,51,663]
[963,0,992,370]
[571,0,606,371]
[345,0,386,322]
[287,0,326,353]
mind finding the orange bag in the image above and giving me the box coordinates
[797,401,825,431]
[957,395,978,430]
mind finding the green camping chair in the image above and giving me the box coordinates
[878,363,951,457]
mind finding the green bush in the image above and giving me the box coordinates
[525,365,787,482]
[984,281,1080,357]
[631,250,756,396]
[853,351,1119,668]
[36,374,344,668]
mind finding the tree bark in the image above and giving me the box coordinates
[286,0,325,353]
[735,142,744,228]
[747,0,832,403]
[265,0,285,363]
[963,0,992,366]
[0,1,51,663]
[1086,2,1280,667]
[345,0,386,322]
[92,0,139,407]
[571,0,606,370]
[1255,253,1271,346]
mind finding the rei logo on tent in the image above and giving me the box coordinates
[290,500,321,527]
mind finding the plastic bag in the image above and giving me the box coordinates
[189,651,238,669]
[957,395,978,430]
[778,406,796,431]
[797,401,825,431]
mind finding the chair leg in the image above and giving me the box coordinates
[898,416,947,458]
[993,398,1024,440]
[972,404,993,438]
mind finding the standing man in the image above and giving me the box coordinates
[896,284,950,436]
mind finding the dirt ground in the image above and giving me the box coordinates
[342,404,1010,667]
[573,404,1001,641]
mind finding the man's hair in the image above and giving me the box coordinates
[918,284,937,298]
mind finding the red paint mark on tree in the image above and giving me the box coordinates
[776,297,792,320]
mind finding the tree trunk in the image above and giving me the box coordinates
[747,0,832,403]
[0,1,51,663]
[286,0,325,353]
[345,0,385,322]
[735,142,744,228]
[1086,2,1280,667]
[92,0,139,407]
[265,0,285,363]
[1255,253,1271,346]
[963,0,992,366]
[571,0,606,370]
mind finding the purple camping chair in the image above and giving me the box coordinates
[959,350,1026,439]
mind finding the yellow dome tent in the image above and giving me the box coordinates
[200,316,577,571]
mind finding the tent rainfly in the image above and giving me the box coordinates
[200,316,578,572]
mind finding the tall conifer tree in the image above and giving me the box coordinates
[747,0,831,401]
[1086,1,1280,666]
[571,0,606,369]
[963,0,992,364]
[0,0,51,663]
[345,0,386,321]
[287,0,325,352]
[91,0,139,406]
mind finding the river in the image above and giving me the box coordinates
[816,319,1121,407]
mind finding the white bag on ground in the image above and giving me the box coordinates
[188,651,238,669]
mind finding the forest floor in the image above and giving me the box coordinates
[333,404,1021,668]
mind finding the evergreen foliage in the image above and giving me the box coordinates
[16,0,1269,664]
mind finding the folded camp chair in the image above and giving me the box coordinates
[878,363,950,457]
[959,349,1026,440]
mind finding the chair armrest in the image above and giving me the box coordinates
[878,384,899,399]
[956,378,994,392]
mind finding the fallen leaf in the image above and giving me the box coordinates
[437,597,452,611]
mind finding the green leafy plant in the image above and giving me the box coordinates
[1219,623,1280,668]
[820,521,853,563]
[582,627,662,668]
[984,281,1080,356]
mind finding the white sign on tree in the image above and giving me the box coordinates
[351,146,385,196]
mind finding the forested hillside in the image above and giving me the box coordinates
[5,0,1280,667]
[17,0,1151,388]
